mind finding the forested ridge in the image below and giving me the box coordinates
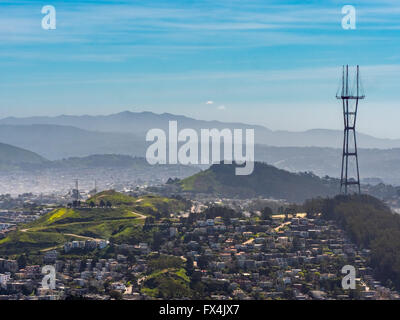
[303,194,400,289]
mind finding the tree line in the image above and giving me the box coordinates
[302,194,400,290]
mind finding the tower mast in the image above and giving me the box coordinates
[336,65,365,194]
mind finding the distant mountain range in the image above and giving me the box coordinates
[1,110,400,149]
[0,124,145,160]
[1,142,399,203]
[0,149,199,176]
[255,145,400,186]
[2,111,400,185]
[0,142,48,170]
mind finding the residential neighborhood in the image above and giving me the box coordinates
[0,194,398,300]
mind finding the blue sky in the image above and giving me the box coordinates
[1,0,400,138]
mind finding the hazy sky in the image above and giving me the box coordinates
[1,0,400,138]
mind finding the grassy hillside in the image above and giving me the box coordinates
[0,230,73,255]
[132,194,189,215]
[179,162,340,203]
[0,191,190,256]
[0,142,48,170]
[0,207,143,255]
[141,255,191,299]
[88,190,189,214]
[88,190,137,206]
[28,207,140,229]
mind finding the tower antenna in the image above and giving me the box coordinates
[75,179,79,202]
[336,65,365,194]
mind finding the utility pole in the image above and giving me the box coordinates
[74,179,79,202]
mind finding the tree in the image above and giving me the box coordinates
[106,201,112,208]
[152,232,163,251]
[89,201,95,208]
[185,257,195,276]
[99,200,105,208]
[109,290,123,300]
[143,216,155,231]
[223,216,231,226]
[17,254,27,269]
[261,206,273,220]
[197,255,210,269]
[283,287,295,299]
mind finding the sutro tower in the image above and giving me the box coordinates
[336,65,365,194]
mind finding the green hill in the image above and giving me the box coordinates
[141,254,191,299]
[88,190,138,206]
[0,207,143,255]
[88,190,189,214]
[0,142,48,170]
[179,162,340,203]
[0,191,190,256]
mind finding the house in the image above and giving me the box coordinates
[44,250,58,264]
[169,227,178,237]
[0,259,18,273]
[310,290,327,300]
[0,273,11,286]
[111,282,126,291]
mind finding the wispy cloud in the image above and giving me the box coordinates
[1,0,400,138]
[2,1,398,46]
